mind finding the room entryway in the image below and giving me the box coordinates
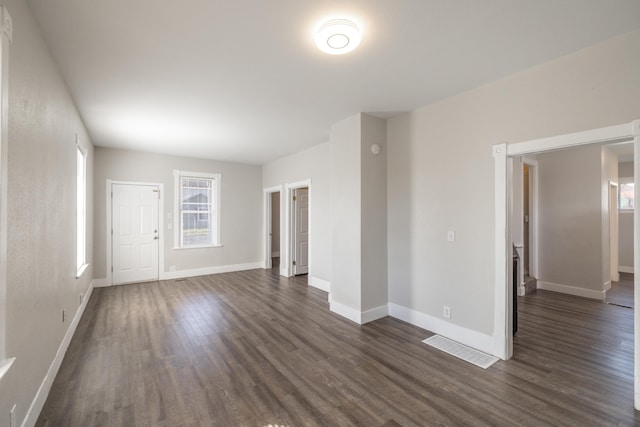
[111,183,160,284]
[293,187,309,276]
[494,120,639,408]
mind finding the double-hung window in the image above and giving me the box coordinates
[174,170,221,248]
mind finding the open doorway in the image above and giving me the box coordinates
[263,185,282,271]
[271,192,281,271]
[494,120,639,408]
[292,187,309,276]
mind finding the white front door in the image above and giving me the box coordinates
[112,184,160,284]
[294,187,309,275]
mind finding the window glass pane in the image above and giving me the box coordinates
[177,173,219,247]
[620,182,634,210]
[182,212,213,246]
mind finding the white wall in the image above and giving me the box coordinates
[619,161,634,270]
[602,147,619,285]
[0,0,95,425]
[262,142,331,284]
[536,145,608,294]
[94,147,262,279]
[330,114,362,311]
[271,192,280,255]
[387,29,640,338]
[361,114,388,312]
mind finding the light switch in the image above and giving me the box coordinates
[447,231,455,242]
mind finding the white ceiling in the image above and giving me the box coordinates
[27,0,640,165]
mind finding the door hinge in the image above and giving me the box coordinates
[292,260,296,266]
[293,195,297,201]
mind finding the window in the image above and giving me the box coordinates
[174,170,221,248]
[76,144,87,276]
[619,179,634,211]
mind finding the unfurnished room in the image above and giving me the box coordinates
[0,1,639,426]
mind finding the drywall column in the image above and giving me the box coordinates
[360,114,388,316]
[330,113,388,323]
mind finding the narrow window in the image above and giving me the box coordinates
[76,144,87,276]
[174,171,221,248]
[619,180,635,211]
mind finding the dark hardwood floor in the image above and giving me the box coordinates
[36,268,639,426]
[606,272,634,308]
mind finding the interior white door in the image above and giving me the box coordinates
[112,184,160,284]
[294,188,309,275]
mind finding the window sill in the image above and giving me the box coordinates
[76,263,89,278]
[173,244,223,250]
[620,210,634,214]
[0,357,15,382]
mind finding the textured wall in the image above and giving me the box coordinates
[0,0,94,425]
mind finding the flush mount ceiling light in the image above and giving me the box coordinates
[315,18,361,55]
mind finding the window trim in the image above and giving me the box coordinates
[619,177,635,212]
[173,170,222,249]
[75,141,88,278]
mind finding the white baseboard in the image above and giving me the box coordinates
[537,280,605,300]
[619,266,634,274]
[271,251,280,257]
[604,280,612,292]
[160,262,263,280]
[388,302,494,356]
[329,299,389,325]
[361,305,388,323]
[330,300,362,324]
[22,280,95,427]
[91,277,110,287]
[309,276,330,292]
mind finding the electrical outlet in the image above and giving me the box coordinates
[10,404,16,427]
[443,306,451,319]
[62,309,66,323]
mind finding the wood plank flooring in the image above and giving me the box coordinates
[606,272,634,308]
[36,268,639,426]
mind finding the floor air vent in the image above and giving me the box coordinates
[422,335,498,369]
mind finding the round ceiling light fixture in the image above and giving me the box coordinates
[315,18,361,55]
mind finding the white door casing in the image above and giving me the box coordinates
[112,184,159,284]
[493,120,640,409]
[294,188,309,275]
[610,182,619,283]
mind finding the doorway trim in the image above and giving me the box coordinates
[493,120,639,407]
[522,158,539,281]
[263,185,282,271]
[283,179,312,277]
[609,181,620,283]
[106,180,165,286]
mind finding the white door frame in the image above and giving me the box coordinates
[609,181,620,283]
[283,179,311,277]
[523,158,539,280]
[493,120,640,408]
[106,180,165,286]
[263,185,282,271]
